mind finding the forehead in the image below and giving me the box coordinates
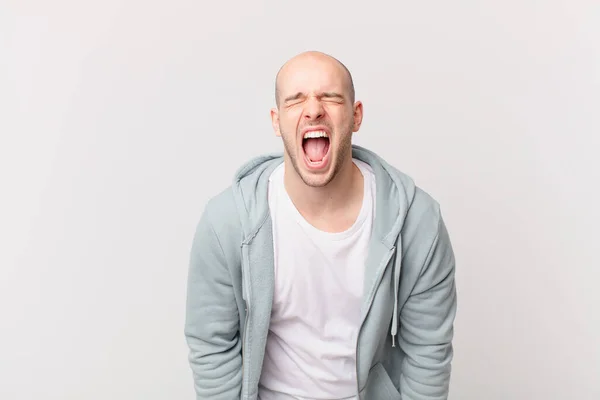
[278,57,348,95]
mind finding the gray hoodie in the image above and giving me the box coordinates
[185,145,457,400]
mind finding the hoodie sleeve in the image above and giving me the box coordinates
[398,210,457,400]
[184,205,242,399]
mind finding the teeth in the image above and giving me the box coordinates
[303,130,328,139]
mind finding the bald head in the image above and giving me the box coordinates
[275,51,355,108]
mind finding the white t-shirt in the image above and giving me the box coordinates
[258,159,376,400]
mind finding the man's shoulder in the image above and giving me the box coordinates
[376,154,441,225]
[398,183,445,259]
[354,145,443,234]
[411,186,441,218]
[382,163,442,237]
[202,186,243,236]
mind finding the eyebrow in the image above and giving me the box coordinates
[283,91,345,103]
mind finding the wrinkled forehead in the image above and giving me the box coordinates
[278,58,350,97]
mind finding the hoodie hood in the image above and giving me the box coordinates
[230,144,417,345]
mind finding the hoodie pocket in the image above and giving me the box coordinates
[360,362,401,400]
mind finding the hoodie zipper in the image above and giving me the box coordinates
[355,246,396,398]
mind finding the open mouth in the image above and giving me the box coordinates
[302,130,330,167]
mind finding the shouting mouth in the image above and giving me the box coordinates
[302,129,331,170]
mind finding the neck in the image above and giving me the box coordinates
[284,155,363,219]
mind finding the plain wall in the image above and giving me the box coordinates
[1,1,599,399]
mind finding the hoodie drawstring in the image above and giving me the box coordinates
[391,256,400,347]
[390,242,402,348]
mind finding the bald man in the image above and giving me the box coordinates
[185,51,457,400]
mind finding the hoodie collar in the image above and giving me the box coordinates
[232,145,415,243]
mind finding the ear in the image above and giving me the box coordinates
[271,108,281,137]
[352,101,363,132]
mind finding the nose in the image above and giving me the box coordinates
[303,96,324,120]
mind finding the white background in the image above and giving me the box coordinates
[1,1,599,399]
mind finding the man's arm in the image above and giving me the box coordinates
[398,211,457,399]
[184,205,242,399]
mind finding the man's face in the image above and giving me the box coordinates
[271,56,363,187]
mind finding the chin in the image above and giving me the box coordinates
[297,163,336,188]
[300,174,332,188]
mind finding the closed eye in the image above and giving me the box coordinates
[283,91,345,107]
[284,92,305,105]
[321,92,345,103]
